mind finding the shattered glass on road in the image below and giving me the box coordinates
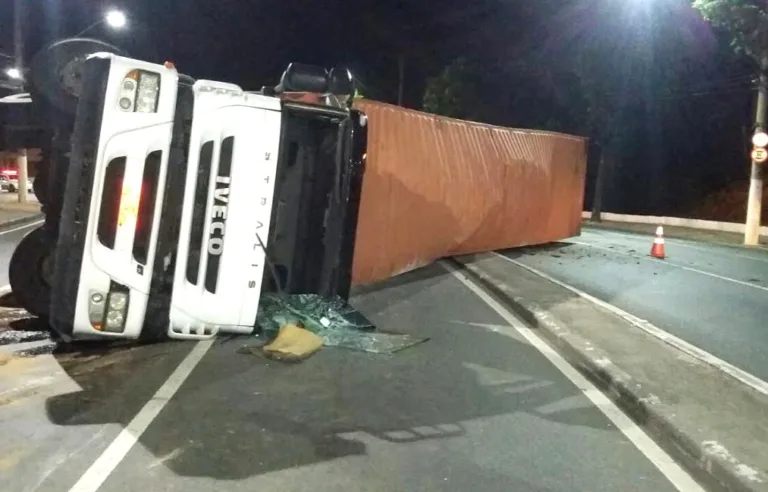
[253,293,429,354]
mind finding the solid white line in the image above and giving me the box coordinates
[494,253,768,398]
[442,261,704,492]
[568,239,768,293]
[68,340,213,492]
[0,219,43,236]
[0,339,55,354]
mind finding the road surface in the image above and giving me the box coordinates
[506,225,768,383]
[0,228,696,491]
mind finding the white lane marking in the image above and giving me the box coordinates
[0,339,55,354]
[0,219,43,236]
[582,227,768,264]
[442,261,704,492]
[567,239,768,293]
[68,340,214,492]
[495,253,768,398]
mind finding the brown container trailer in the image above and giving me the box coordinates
[350,100,588,285]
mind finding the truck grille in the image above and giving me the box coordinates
[133,150,163,265]
[204,136,233,294]
[96,156,126,249]
[185,140,214,284]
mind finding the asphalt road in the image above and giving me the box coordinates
[0,225,691,491]
[506,226,768,383]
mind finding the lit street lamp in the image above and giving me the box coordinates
[73,9,129,38]
[105,10,127,29]
[3,9,129,83]
[5,6,129,205]
[753,130,768,149]
[4,67,22,80]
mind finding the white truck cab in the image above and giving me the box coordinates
[168,81,282,339]
[10,47,368,343]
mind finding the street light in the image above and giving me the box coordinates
[4,67,22,80]
[73,9,129,37]
[105,10,127,29]
[753,130,768,149]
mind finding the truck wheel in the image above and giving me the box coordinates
[33,168,48,204]
[9,227,54,319]
[29,38,127,115]
[8,184,16,193]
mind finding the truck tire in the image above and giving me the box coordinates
[33,157,50,203]
[8,184,16,193]
[9,227,54,319]
[33,171,47,202]
[29,38,126,115]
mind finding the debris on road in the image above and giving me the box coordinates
[238,293,429,362]
[260,324,324,362]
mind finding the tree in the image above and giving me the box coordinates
[422,57,478,120]
[693,0,768,244]
[693,0,768,66]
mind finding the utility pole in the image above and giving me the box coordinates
[397,54,405,106]
[744,63,767,246]
[13,0,29,204]
[591,155,605,222]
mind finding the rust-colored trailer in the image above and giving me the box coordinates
[351,100,588,285]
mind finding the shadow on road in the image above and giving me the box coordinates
[39,263,615,483]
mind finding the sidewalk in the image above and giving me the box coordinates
[454,252,768,492]
[0,194,43,231]
[584,219,768,249]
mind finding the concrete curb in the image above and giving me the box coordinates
[582,220,768,250]
[0,213,43,233]
[454,258,761,492]
[581,211,768,237]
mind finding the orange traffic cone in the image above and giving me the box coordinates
[651,226,665,259]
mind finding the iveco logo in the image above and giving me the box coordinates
[208,176,230,255]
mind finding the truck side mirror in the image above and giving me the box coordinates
[275,63,328,94]
[327,67,354,99]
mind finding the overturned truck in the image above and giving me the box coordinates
[3,39,368,341]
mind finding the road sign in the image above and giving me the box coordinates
[753,131,768,149]
[752,147,768,164]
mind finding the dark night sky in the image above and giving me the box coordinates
[4,0,512,104]
[0,0,761,216]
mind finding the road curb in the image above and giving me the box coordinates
[0,213,44,233]
[453,257,762,492]
[583,220,768,250]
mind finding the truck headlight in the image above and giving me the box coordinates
[118,70,160,114]
[109,292,128,311]
[105,309,125,330]
[89,284,130,333]
[135,72,160,113]
[104,291,129,332]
